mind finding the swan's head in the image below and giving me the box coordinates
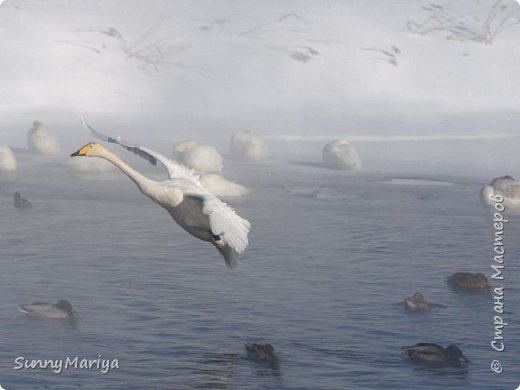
[70,142,105,157]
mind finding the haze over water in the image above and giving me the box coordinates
[1,0,520,389]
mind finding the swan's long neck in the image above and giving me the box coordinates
[99,149,155,194]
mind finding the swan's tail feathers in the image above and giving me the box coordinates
[214,241,240,269]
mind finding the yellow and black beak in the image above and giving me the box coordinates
[70,145,89,157]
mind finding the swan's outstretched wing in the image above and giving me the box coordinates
[81,115,199,182]
[185,193,251,253]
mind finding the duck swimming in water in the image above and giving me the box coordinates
[245,343,280,368]
[13,192,32,210]
[18,300,74,320]
[446,272,490,292]
[404,292,430,311]
[403,343,468,367]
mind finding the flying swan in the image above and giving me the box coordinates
[71,117,251,268]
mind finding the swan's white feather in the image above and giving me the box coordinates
[186,193,251,253]
[81,116,197,182]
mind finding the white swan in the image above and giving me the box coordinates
[481,175,520,209]
[200,174,250,197]
[173,140,223,173]
[230,131,268,162]
[27,121,59,155]
[322,139,362,170]
[71,117,251,268]
[0,145,16,172]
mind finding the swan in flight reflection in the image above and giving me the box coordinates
[70,117,251,268]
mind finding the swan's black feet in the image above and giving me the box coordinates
[212,234,221,241]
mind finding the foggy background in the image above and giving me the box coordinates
[2,2,520,389]
[1,0,520,175]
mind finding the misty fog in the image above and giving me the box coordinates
[0,0,519,180]
[2,1,520,389]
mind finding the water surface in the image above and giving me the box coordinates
[0,140,518,389]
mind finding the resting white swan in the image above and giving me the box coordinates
[173,140,223,173]
[0,145,16,172]
[481,175,520,209]
[71,117,251,268]
[27,121,59,155]
[230,131,268,162]
[322,139,362,170]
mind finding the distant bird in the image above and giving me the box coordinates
[245,344,280,368]
[0,145,17,172]
[71,117,251,268]
[18,300,74,320]
[403,343,468,367]
[322,139,362,170]
[481,175,520,209]
[446,272,490,292]
[173,140,223,173]
[13,192,32,210]
[27,121,59,155]
[230,131,268,162]
[404,292,430,311]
